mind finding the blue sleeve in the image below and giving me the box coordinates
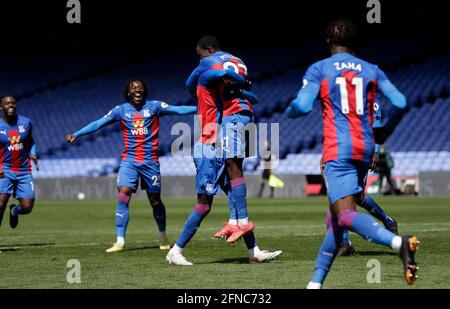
[376,67,408,137]
[242,90,258,105]
[374,144,380,154]
[186,67,201,98]
[186,57,217,98]
[30,144,37,156]
[73,107,119,138]
[165,105,197,115]
[285,63,321,118]
[377,68,407,110]
[198,69,246,86]
[154,101,196,116]
[27,122,37,156]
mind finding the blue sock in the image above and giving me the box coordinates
[338,210,395,248]
[243,231,257,249]
[342,230,351,246]
[312,217,343,284]
[152,203,166,233]
[176,204,210,248]
[227,191,237,221]
[326,210,350,246]
[231,177,248,220]
[357,195,395,228]
[11,205,24,216]
[116,192,130,238]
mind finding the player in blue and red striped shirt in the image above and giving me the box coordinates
[66,79,197,253]
[0,95,39,230]
[321,101,399,257]
[286,20,418,287]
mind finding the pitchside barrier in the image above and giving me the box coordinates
[31,172,449,199]
[418,172,450,196]
[33,175,307,200]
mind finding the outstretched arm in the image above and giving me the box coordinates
[165,105,197,115]
[376,68,408,143]
[285,63,321,118]
[285,88,319,118]
[66,116,114,143]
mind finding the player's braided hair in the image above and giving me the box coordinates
[197,35,220,51]
[123,78,148,102]
[325,19,357,48]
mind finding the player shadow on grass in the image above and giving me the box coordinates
[352,250,397,256]
[210,257,254,264]
[0,242,55,252]
[119,245,160,252]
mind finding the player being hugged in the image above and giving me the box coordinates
[66,79,197,253]
[285,20,418,288]
[166,36,281,266]
[0,95,39,230]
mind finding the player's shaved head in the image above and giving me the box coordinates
[1,95,17,117]
[325,19,357,49]
[1,95,15,104]
[197,35,220,51]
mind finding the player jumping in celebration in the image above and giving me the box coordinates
[285,20,418,288]
[0,96,39,230]
[66,79,197,253]
[166,36,281,265]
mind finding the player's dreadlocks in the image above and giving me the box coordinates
[197,35,221,51]
[325,19,357,49]
[123,78,148,102]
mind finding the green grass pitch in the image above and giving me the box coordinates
[0,196,449,288]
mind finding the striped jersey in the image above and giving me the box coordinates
[104,100,169,163]
[302,52,391,163]
[0,115,34,173]
[190,51,252,143]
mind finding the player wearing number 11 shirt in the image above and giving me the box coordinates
[285,20,419,288]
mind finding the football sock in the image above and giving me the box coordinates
[326,210,351,246]
[248,245,262,258]
[172,244,183,254]
[152,202,166,233]
[337,210,395,248]
[175,203,210,248]
[11,205,24,216]
[312,216,343,284]
[238,218,249,225]
[115,192,130,240]
[116,236,125,246]
[342,230,351,246]
[243,231,257,251]
[231,177,248,220]
[357,195,395,228]
[391,236,402,253]
[227,191,238,221]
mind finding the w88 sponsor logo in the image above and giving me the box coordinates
[8,143,24,151]
[131,127,148,136]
